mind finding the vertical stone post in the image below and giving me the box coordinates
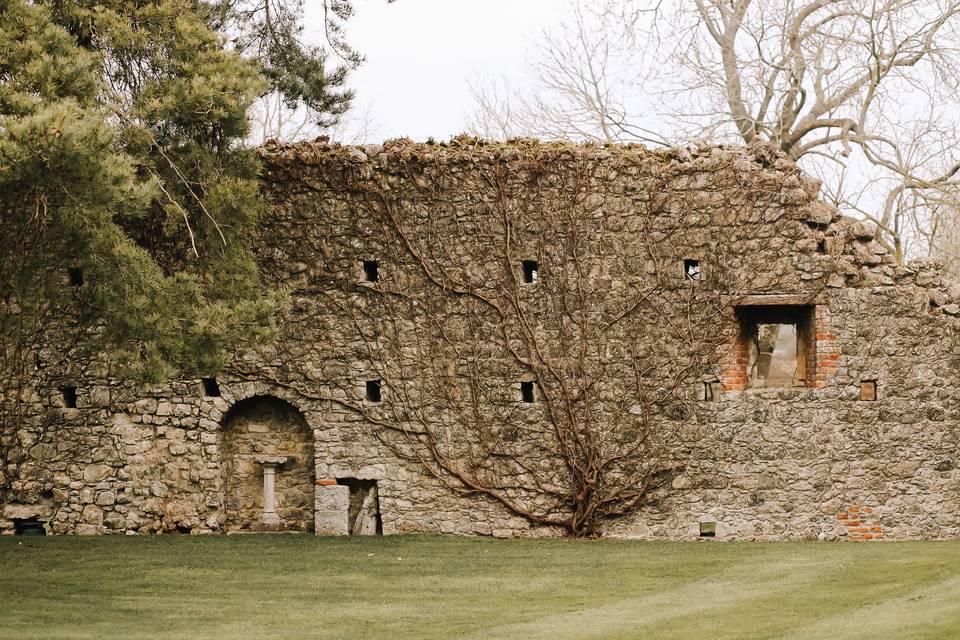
[256,456,287,530]
[261,464,279,526]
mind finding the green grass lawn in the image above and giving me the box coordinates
[3,535,960,639]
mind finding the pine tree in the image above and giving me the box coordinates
[0,0,286,380]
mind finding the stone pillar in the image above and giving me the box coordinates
[261,464,280,526]
[256,456,287,530]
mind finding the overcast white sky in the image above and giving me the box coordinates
[303,0,567,142]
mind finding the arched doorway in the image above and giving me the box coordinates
[221,395,314,532]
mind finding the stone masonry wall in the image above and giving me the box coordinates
[4,137,960,540]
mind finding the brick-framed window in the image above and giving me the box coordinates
[720,294,837,391]
[738,305,815,388]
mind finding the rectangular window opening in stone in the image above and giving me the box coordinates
[365,379,382,402]
[737,305,815,388]
[684,258,701,280]
[703,380,721,402]
[699,521,716,538]
[860,380,877,401]
[521,259,538,284]
[362,259,379,282]
[67,267,84,287]
[60,386,77,408]
[13,518,46,536]
[202,377,221,397]
[336,478,382,535]
[817,239,828,254]
[520,380,536,403]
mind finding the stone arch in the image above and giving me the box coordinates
[220,395,315,532]
[219,380,315,420]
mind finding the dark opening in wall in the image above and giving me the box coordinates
[520,381,536,403]
[365,379,382,402]
[702,380,721,402]
[336,479,382,535]
[817,239,828,254]
[683,259,701,280]
[67,267,84,287]
[13,519,45,536]
[202,377,221,397]
[362,260,379,282]
[699,521,716,538]
[521,260,538,284]
[860,380,877,401]
[60,386,77,408]
[737,305,815,388]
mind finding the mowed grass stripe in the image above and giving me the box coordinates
[777,574,960,640]
[2,536,960,639]
[469,552,827,639]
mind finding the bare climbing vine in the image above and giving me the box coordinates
[256,138,824,537]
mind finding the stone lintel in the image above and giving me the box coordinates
[732,293,826,307]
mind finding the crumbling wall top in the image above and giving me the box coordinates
[258,135,960,308]
[259,135,819,198]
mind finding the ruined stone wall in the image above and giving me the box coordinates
[4,137,960,540]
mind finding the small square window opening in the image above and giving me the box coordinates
[683,259,701,281]
[365,379,382,402]
[362,260,380,282]
[699,521,717,538]
[67,267,84,287]
[202,377,221,397]
[13,518,45,536]
[703,380,721,402]
[521,260,538,284]
[60,386,78,408]
[520,381,536,403]
[860,380,877,401]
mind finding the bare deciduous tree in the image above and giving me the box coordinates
[251,92,381,144]
[470,0,960,266]
[215,0,392,144]
[467,4,668,145]
[467,2,674,145]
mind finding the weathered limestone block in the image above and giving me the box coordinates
[81,504,102,526]
[3,504,49,520]
[82,464,110,483]
[315,485,349,535]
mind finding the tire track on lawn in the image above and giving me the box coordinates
[777,574,960,640]
[459,553,828,640]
